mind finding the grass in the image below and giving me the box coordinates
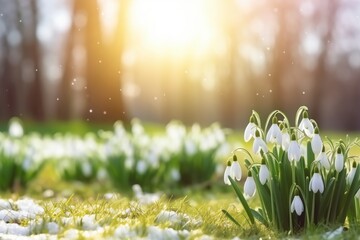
[1,121,360,238]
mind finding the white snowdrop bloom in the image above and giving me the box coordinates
[316,147,330,170]
[184,139,197,156]
[9,118,24,138]
[253,131,268,154]
[309,169,324,193]
[136,160,148,174]
[224,161,233,185]
[311,128,323,155]
[244,172,256,198]
[288,135,301,162]
[298,111,314,137]
[282,131,290,151]
[231,155,242,181]
[81,161,92,177]
[259,161,270,185]
[335,147,344,172]
[291,195,304,216]
[266,117,282,145]
[347,161,357,185]
[244,116,257,142]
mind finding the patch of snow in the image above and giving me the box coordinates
[81,214,98,230]
[47,222,59,234]
[114,224,137,239]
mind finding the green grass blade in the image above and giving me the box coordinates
[221,209,242,228]
[228,176,255,224]
[251,209,269,227]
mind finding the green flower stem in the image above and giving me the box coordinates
[326,171,338,223]
[311,192,316,226]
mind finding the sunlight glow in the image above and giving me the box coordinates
[130,0,214,51]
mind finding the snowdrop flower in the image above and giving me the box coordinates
[9,118,24,138]
[244,171,256,198]
[316,146,330,170]
[298,111,314,137]
[231,155,242,181]
[253,130,268,154]
[309,168,324,193]
[266,117,282,145]
[288,134,301,162]
[290,192,304,216]
[281,124,290,151]
[224,160,232,185]
[259,159,270,185]
[335,147,344,172]
[244,116,257,142]
[311,127,323,155]
[347,161,357,185]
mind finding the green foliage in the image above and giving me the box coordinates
[223,106,360,233]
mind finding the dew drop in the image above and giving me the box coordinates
[89,109,93,113]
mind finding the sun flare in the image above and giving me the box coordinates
[130,0,215,51]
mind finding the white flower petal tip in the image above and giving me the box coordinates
[244,122,256,142]
[224,163,232,185]
[311,133,323,155]
[231,160,242,181]
[347,162,357,185]
[335,148,344,173]
[259,164,270,185]
[266,124,282,145]
[244,175,256,198]
[299,114,314,137]
[316,151,330,170]
[281,132,290,151]
[253,137,268,154]
[288,140,301,162]
[291,195,304,216]
[309,172,324,194]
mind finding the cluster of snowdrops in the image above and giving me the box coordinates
[0,118,229,191]
[223,106,360,233]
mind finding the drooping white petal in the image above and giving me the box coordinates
[290,196,304,216]
[224,166,232,185]
[244,122,256,142]
[347,167,357,185]
[299,118,314,137]
[335,153,344,172]
[311,134,323,155]
[288,140,301,162]
[316,152,330,170]
[282,132,290,151]
[309,173,324,193]
[266,124,282,145]
[259,164,270,185]
[253,137,268,154]
[231,161,242,181]
[244,176,256,198]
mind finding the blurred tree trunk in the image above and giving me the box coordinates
[83,0,129,122]
[21,0,44,121]
[0,1,21,119]
[311,0,339,122]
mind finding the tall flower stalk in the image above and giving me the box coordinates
[223,106,360,233]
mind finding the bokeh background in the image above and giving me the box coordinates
[1,0,360,130]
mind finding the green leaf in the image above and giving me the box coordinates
[222,209,242,228]
[251,209,269,227]
[228,176,255,224]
